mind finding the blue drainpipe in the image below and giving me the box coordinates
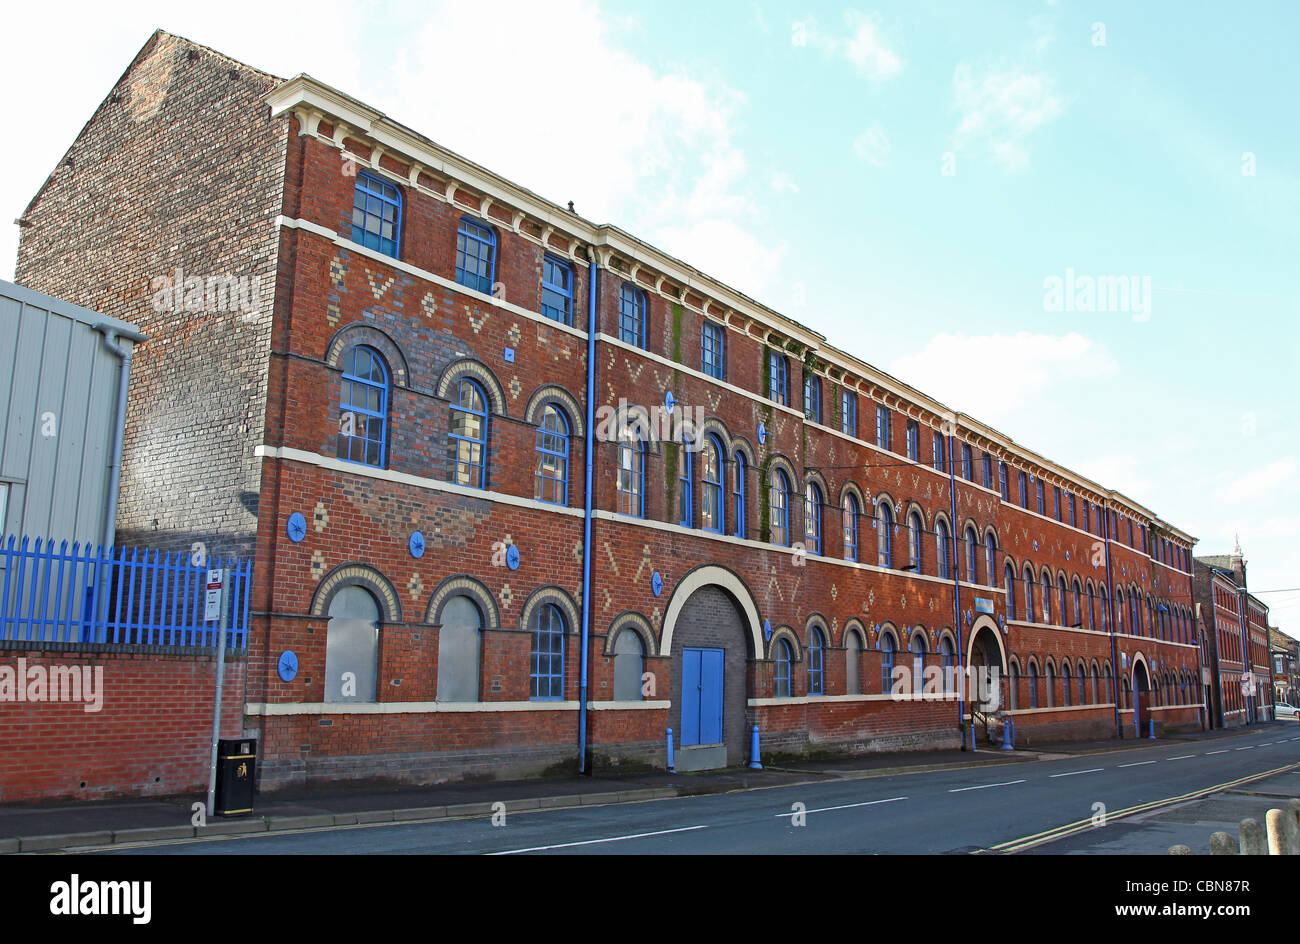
[578,257,598,773]
[1103,504,1121,739]
[946,429,965,748]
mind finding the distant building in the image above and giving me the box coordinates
[0,279,144,548]
[1193,542,1272,726]
[1271,627,1297,706]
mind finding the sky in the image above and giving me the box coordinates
[1,0,1296,633]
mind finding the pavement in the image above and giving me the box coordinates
[2,721,1290,854]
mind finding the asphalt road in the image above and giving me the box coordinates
[87,727,1300,855]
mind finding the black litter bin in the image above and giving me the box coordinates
[215,738,256,816]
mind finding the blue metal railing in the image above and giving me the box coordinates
[0,535,251,648]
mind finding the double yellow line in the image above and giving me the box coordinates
[980,762,1300,854]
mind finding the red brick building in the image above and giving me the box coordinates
[11,31,1205,798]
[1193,546,1272,726]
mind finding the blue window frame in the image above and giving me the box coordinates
[455,217,496,293]
[937,519,951,579]
[770,470,791,546]
[449,379,489,488]
[1005,564,1017,619]
[529,603,565,699]
[338,345,388,467]
[985,533,997,585]
[840,390,856,437]
[804,483,822,555]
[1053,485,1061,520]
[618,429,645,517]
[906,420,919,460]
[965,527,978,583]
[620,284,647,348]
[875,405,892,450]
[678,447,693,528]
[541,255,574,325]
[908,512,922,569]
[775,638,793,697]
[702,321,724,379]
[1036,479,1045,515]
[1042,573,1052,624]
[1083,501,1091,533]
[1029,663,1039,708]
[933,431,945,473]
[1023,566,1035,622]
[804,375,821,424]
[733,451,747,539]
[983,453,993,489]
[808,627,825,695]
[880,633,896,693]
[843,493,860,561]
[769,352,789,405]
[962,443,973,481]
[878,504,894,568]
[1019,471,1029,508]
[534,405,569,505]
[1068,494,1076,527]
[351,172,401,258]
[701,435,724,533]
[999,462,1009,501]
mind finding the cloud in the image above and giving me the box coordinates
[951,62,1063,171]
[852,124,890,166]
[770,170,800,194]
[792,11,903,81]
[1224,458,1298,502]
[889,331,1117,429]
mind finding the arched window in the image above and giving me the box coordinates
[1041,572,1052,624]
[613,630,645,701]
[985,533,997,585]
[352,171,401,257]
[908,511,922,570]
[1072,580,1082,627]
[617,428,645,517]
[1061,662,1072,706]
[1058,577,1068,624]
[804,483,823,555]
[770,470,791,546]
[1009,660,1020,709]
[1045,661,1055,707]
[450,378,488,488]
[338,346,388,467]
[534,405,569,504]
[878,503,894,568]
[937,519,951,579]
[678,446,693,528]
[1086,585,1096,630]
[1029,661,1040,708]
[1023,566,1036,622]
[910,632,927,691]
[1079,666,1087,705]
[325,586,380,703]
[843,493,860,562]
[774,638,793,697]
[1104,664,1114,703]
[1005,563,1017,619]
[1100,587,1110,632]
[700,436,724,533]
[808,625,825,694]
[880,631,897,693]
[845,629,863,695]
[964,527,978,583]
[733,451,746,539]
[1091,665,1100,704]
[940,636,955,692]
[619,283,647,348]
[437,595,482,702]
[455,217,496,293]
[530,603,566,700]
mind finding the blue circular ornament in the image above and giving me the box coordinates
[409,531,425,559]
[506,545,520,570]
[287,512,306,543]
[277,650,299,682]
[757,422,766,444]
[651,571,663,597]
[665,390,675,413]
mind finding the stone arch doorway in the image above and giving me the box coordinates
[965,617,1007,744]
[1132,657,1152,736]
[662,567,760,770]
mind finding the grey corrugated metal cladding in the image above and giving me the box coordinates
[0,280,143,546]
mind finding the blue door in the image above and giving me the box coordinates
[682,647,724,746]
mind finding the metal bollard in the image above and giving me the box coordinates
[1000,715,1015,751]
[749,725,763,769]
[1209,831,1238,855]
[1148,718,1156,739]
[1239,817,1267,855]
[666,727,676,773]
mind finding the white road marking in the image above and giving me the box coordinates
[1237,746,1255,751]
[949,779,1026,793]
[1166,754,1196,760]
[1206,750,1228,755]
[1118,760,1156,768]
[775,796,907,816]
[488,825,709,854]
[1049,768,1103,778]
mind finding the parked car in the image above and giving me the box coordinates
[1274,703,1299,720]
